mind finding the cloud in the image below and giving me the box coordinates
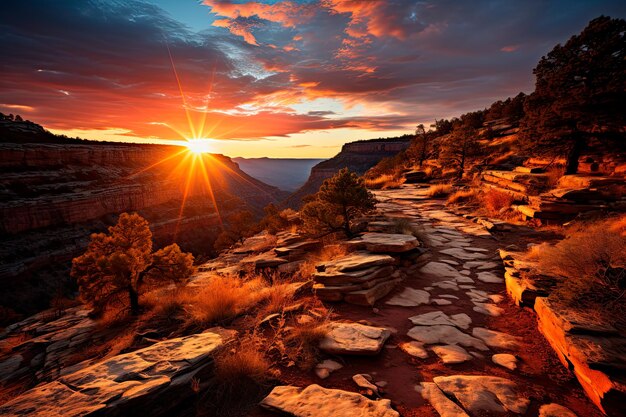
[1,0,625,149]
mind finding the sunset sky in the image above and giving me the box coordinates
[1,0,624,158]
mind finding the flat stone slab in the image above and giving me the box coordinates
[432,344,473,364]
[315,359,343,379]
[314,265,394,286]
[408,325,488,351]
[440,248,488,260]
[260,384,399,417]
[420,261,465,280]
[0,329,235,417]
[476,271,503,283]
[318,252,395,272]
[408,311,472,330]
[345,278,402,306]
[360,232,419,253]
[399,341,429,359]
[539,403,578,417]
[386,287,430,306]
[434,375,530,414]
[492,354,518,370]
[320,322,391,355]
[472,327,520,350]
[418,382,469,417]
[473,302,504,317]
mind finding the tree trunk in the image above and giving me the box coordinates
[129,286,140,315]
[457,153,465,180]
[565,134,583,175]
[342,205,352,237]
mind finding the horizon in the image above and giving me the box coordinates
[1,0,625,158]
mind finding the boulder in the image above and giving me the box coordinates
[492,354,518,371]
[260,384,399,417]
[315,359,343,379]
[320,322,392,355]
[433,375,530,414]
[359,233,419,253]
[0,329,236,417]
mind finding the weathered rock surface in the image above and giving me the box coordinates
[539,403,578,417]
[433,375,530,414]
[0,328,236,417]
[359,233,419,253]
[260,384,399,416]
[418,382,469,417]
[318,252,395,272]
[492,353,518,370]
[408,325,488,351]
[320,322,391,355]
[408,311,471,330]
[315,359,343,379]
[399,341,429,359]
[432,344,473,364]
[472,327,520,350]
[385,287,430,307]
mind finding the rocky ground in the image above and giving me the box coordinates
[255,185,604,417]
[0,183,611,417]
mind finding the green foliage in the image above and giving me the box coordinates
[71,213,194,315]
[301,168,376,236]
[520,16,626,173]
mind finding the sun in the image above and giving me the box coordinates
[185,139,212,154]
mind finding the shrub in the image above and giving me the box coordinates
[185,276,266,326]
[365,174,405,190]
[480,189,514,215]
[546,165,565,188]
[427,184,453,198]
[301,168,376,236]
[538,216,626,326]
[283,314,329,370]
[447,189,478,206]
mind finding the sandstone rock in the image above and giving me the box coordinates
[432,298,453,305]
[399,341,429,359]
[260,384,399,417]
[385,287,430,307]
[472,327,520,349]
[344,278,402,306]
[539,403,578,417]
[492,354,518,370]
[432,344,473,364]
[418,382,469,417]
[420,261,465,280]
[318,252,395,272]
[440,248,488,260]
[315,359,343,379]
[434,375,529,414]
[314,265,394,286]
[0,329,236,417]
[353,373,379,394]
[320,322,391,355]
[473,302,504,317]
[359,233,419,253]
[408,325,488,351]
[408,311,472,330]
[476,271,503,283]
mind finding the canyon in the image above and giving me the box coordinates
[0,141,287,319]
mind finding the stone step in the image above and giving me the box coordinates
[481,183,529,202]
[513,166,545,173]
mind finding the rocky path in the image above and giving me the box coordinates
[263,186,603,417]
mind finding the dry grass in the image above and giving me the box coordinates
[447,189,479,206]
[479,189,514,215]
[260,283,297,315]
[365,174,405,190]
[546,165,565,188]
[185,276,267,326]
[427,184,453,198]
[389,218,426,243]
[537,216,626,327]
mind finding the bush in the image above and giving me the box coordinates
[479,189,514,215]
[365,174,405,190]
[427,184,453,198]
[538,216,626,327]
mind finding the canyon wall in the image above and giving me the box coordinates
[0,142,287,319]
[285,137,411,207]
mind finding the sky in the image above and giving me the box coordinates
[1,1,625,158]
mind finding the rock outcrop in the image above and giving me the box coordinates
[0,328,236,417]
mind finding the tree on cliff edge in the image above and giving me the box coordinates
[71,213,194,316]
[301,168,376,236]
